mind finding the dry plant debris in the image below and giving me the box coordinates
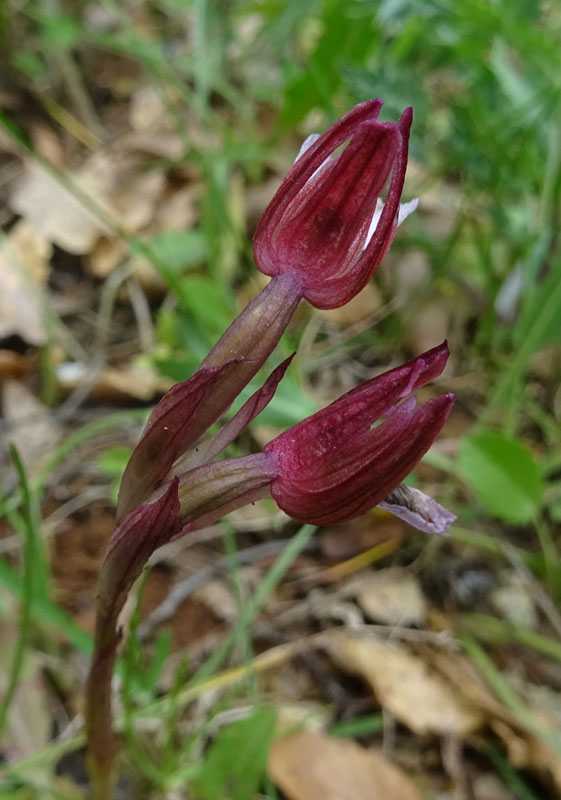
[269,729,422,800]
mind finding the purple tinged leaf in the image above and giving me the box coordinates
[175,355,295,474]
[178,484,273,537]
[118,274,302,520]
[108,477,181,563]
[117,363,240,520]
[106,454,277,616]
[175,453,276,525]
[98,478,182,627]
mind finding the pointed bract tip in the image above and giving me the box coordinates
[357,98,384,118]
[420,339,450,369]
[431,339,450,363]
[399,106,413,132]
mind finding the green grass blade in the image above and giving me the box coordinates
[0,448,42,737]
[0,559,92,656]
[462,634,561,758]
[191,524,316,685]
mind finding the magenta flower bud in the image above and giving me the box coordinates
[253,100,412,309]
[262,343,454,527]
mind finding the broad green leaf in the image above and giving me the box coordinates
[143,230,208,275]
[191,706,277,800]
[458,431,543,524]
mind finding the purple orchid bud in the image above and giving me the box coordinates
[262,343,454,527]
[118,100,414,519]
[253,100,413,309]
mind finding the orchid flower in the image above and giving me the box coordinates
[85,100,455,799]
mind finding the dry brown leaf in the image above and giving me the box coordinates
[2,380,63,475]
[526,736,561,793]
[429,650,561,792]
[121,129,186,160]
[327,632,482,736]
[274,703,333,736]
[492,718,561,794]
[30,122,66,167]
[320,519,404,564]
[11,151,165,257]
[472,773,515,800]
[86,236,128,278]
[429,650,513,722]
[356,568,427,627]
[269,729,422,800]
[193,579,238,624]
[56,361,172,402]
[4,219,51,285]
[111,167,164,231]
[0,350,37,380]
[10,160,110,254]
[506,675,561,791]
[129,85,169,132]
[151,186,199,232]
[0,220,52,344]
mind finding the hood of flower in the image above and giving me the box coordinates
[253,101,413,310]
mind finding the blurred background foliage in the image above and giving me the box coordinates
[1,0,561,797]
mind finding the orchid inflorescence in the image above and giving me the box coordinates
[85,99,455,796]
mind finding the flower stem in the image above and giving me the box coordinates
[84,601,121,799]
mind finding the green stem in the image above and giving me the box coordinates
[0,449,36,737]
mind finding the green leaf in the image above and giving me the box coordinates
[12,51,45,80]
[38,14,82,50]
[458,431,543,524]
[234,370,317,428]
[97,446,132,505]
[143,230,208,274]
[97,446,131,478]
[0,559,92,656]
[175,275,234,336]
[191,706,277,800]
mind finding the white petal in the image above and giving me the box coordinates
[295,133,321,162]
[364,197,419,250]
[397,197,419,225]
